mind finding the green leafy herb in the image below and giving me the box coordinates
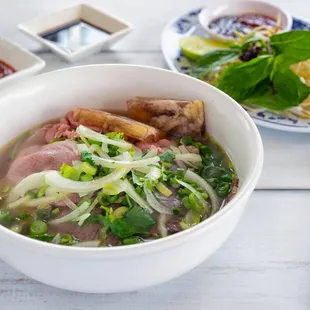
[80,151,95,166]
[192,49,240,78]
[159,151,175,163]
[216,55,274,101]
[60,164,80,181]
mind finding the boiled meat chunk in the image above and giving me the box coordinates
[127,97,205,137]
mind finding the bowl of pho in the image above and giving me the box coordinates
[0,64,263,293]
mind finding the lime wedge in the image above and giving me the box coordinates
[179,36,228,60]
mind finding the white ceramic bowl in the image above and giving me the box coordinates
[199,0,293,41]
[18,3,133,63]
[0,65,263,293]
[0,37,45,88]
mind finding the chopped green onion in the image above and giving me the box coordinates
[78,196,92,207]
[182,197,192,209]
[176,168,185,179]
[0,209,12,226]
[185,209,201,226]
[171,206,181,216]
[80,173,93,181]
[122,237,141,245]
[107,194,120,204]
[81,162,97,175]
[113,207,128,219]
[80,136,91,147]
[60,164,80,181]
[37,185,49,198]
[188,193,205,213]
[182,136,193,145]
[60,234,73,245]
[51,208,60,215]
[30,220,47,235]
[26,190,37,199]
[2,186,11,194]
[156,182,172,197]
[159,151,175,163]
[200,145,212,156]
[10,224,22,234]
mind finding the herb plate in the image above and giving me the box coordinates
[161,7,310,133]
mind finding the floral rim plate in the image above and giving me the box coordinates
[161,7,310,133]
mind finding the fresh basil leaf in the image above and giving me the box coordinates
[191,49,240,78]
[270,30,310,61]
[247,89,296,110]
[271,55,310,105]
[216,55,274,101]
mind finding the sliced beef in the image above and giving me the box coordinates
[135,138,172,153]
[7,140,79,184]
[48,222,101,241]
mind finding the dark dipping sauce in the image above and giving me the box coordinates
[40,19,111,54]
[0,60,16,79]
[209,13,277,38]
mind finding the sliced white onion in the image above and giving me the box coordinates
[8,196,31,209]
[158,214,168,237]
[134,166,151,174]
[133,146,143,160]
[76,125,132,150]
[177,145,201,168]
[101,142,109,153]
[112,151,132,162]
[45,168,130,194]
[8,171,51,202]
[184,170,220,214]
[49,201,90,225]
[51,233,61,244]
[101,181,126,195]
[90,144,110,158]
[72,240,101,247]
[75,213,91,226]
[64,197,78,210]
[123,179,152,213]
[76,143,89,154]
[175,153,202,162]
[170,146,187,169]
[176,179,208,210]
[24,192,68,207]
[93,154,160,169]
[146,166,161,181]
[143,148,158,159]
[144,184,171,214]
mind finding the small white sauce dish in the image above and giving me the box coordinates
[0,37,45,88]
[18,3,134,63]
[199,0,293,41]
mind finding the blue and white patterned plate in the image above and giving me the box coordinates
[161,8,310,133]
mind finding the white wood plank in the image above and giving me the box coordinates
[0,0,309,52]
[1,190,310,309]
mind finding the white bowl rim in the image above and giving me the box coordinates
[0,64,263,255]
[199,0,293,40]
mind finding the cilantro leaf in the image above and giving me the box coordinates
[80,151,95,166]
[159,151,175,163]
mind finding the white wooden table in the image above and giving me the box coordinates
[1,0,310,308]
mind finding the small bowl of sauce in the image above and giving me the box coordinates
[0,60,16,80]
[199,0,293,41]
[18,3,133,63]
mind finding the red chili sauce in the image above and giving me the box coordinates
[209,13,277,38]
[0,60,16,79]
